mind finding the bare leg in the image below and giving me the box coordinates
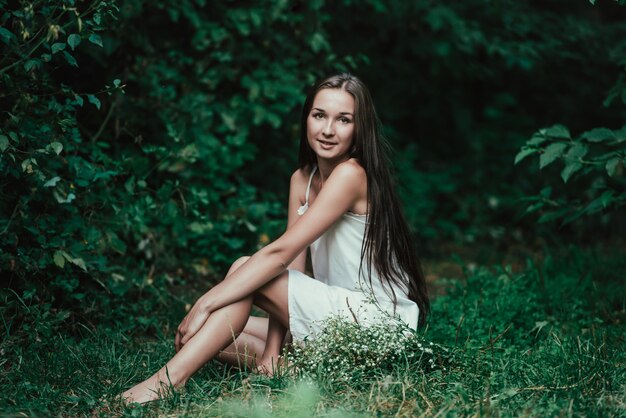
[216,257,269,369]
[254,274,290,376]
[218,257,287,372]
[122,296,253,404]
[217,316,268,368]
[121,272,290,404]
[256,316,287,376]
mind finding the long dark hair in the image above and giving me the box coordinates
[298,73,429,327]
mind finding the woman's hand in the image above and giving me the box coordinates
[174,295,212,352]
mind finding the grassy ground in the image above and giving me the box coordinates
[1,247,625,417]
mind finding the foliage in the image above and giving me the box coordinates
[516,123,626,224]
[1,0,626,376]
[0,0,356,325]
[514,25,626,225]
[327,0,626,245]
[1,1,625,416]
[0,249,623,416]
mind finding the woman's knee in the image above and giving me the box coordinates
[227,256,250,276]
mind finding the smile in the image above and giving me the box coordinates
[317,139,337,146]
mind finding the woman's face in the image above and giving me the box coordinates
[306,88,355,164]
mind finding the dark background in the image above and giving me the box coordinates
[1,0,625,324]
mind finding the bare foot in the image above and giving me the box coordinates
[256,356,283,377]
[120,374,179,404]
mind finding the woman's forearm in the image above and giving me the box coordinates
[199,245,292,313]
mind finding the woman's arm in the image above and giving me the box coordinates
[285,169,308,272]
[176,162,366,348]
[204,162,364,309]
[258,169,309,365]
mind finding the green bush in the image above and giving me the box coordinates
[516,123,626,224]
[2,0,626,332]
[0,0,358,325]
[514,2,626,226]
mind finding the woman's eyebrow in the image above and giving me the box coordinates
[312,107,353,116]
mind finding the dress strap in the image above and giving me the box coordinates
[304,165,318,204]
[297,166,317,216]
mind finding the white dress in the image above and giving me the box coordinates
[288,166,420,341]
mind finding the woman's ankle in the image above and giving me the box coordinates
[154,365,188,389]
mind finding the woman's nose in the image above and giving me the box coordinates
[323,121,334,137]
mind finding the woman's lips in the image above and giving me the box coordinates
[317,139,336,148]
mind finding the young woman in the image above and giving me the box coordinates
[121,73,429,404]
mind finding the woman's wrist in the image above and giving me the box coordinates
[199,287,218,313]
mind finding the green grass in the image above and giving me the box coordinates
[1,247,625,416]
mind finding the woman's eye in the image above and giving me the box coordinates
[312,113,324,119]
[339,117,351,123]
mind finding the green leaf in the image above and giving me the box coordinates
[539,143,568,169]
[51,42,66,54]
[54,190,76,204]
[188,222,214,233]
[88,33,103,47]
[108,232,127,254]
[0,135,8,152]
[93,170,119,181]
[561,161,583,183]
[606,158,621,177]
[582,127,615,143]
[21,158,37,173]
[0,27,15,44]
[44,176,61,187]
[87,94,101,109]
[50,142,63,155]
[75,94,84,107]
[67,34,81,50]
[539,187,552,198]
[63,51,78,67]
[543,124,570,139]
[564,142,588,162]
[584,190,614,214]
[113,78,121,87]
[514,147,536,165]
[561,210,585,225]
[53,251,65,268]
[60,251,87,271]
[310,32,329,53]
[24,59,41,72]
[68,257,87,271]
[538,208,571,223]
[525,202,544,214]
[614,125,626,142]
[527,134,549,146]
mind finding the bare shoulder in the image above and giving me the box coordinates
[290,167,310,187]
[327,159,368,214]
[329,159,366,183]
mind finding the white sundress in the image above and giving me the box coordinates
[287,166,420,341]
